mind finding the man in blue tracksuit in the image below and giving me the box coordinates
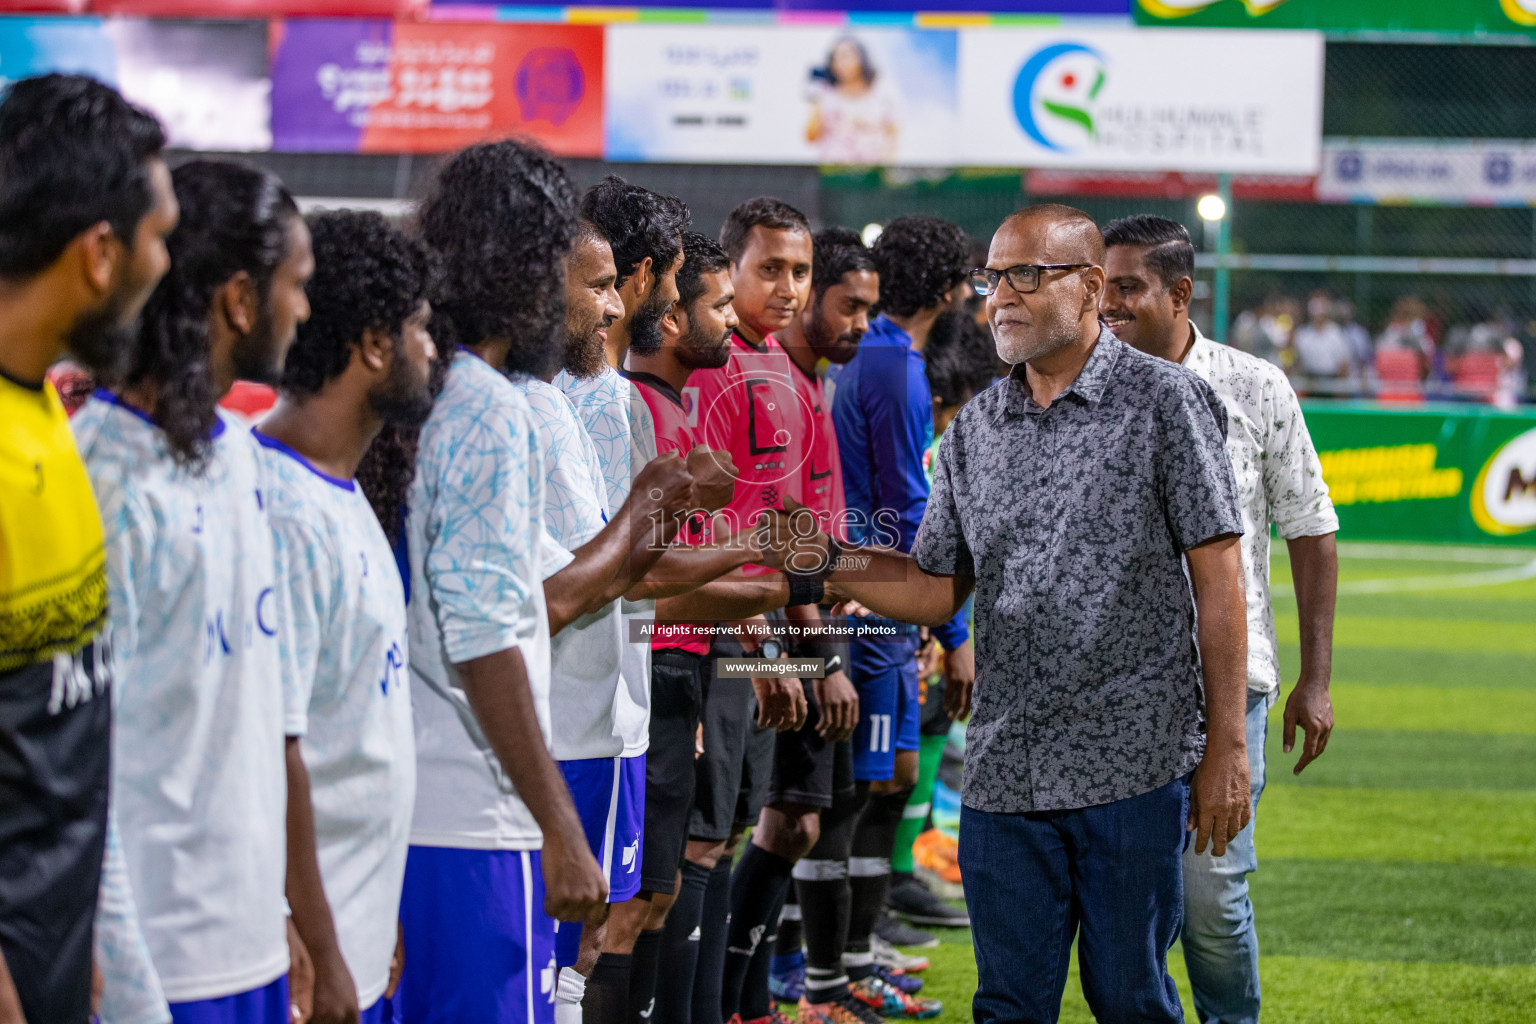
[828,216,975,1005]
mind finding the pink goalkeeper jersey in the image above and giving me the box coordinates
[791,360,848,542]
[625,368,714,655]
[692,332,811,534]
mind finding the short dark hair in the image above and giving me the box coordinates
[719,197,811,264]
[870,216,968,319]
[811,226,877,303]
[281,210,436,398]
[580,175,689,289]
[0,74,166,280]
[676,231,730,312]
[924,310,998,408]
[1101,214,1195,291]
[419,140,578,379]
[126,160,299,471]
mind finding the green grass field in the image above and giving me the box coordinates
[896,541,1536,1023]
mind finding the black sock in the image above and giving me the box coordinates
[775,889,803,956]
[691,857,732,1024]
[657,859,710,1024]
[583,953,633,1024]
[720,844,794,1019]
[627,928,664,1023]
[847,786,911,980]
[797,783,866,1003]
[739,882,790,1020]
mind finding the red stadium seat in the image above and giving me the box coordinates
[1374,348,1425,404]
[221,380,277,421]
[1450,351,1501,402]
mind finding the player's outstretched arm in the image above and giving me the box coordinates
[654,572,791,623]
[454,646,607,922]
[544,452,693,635]
[285,738,360,1024]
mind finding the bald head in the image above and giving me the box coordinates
[998,204,1105,267]
[985,204,1106,367]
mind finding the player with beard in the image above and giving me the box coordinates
[691,198,843,1024]
[622,232,816,1024]
[0,74,176,1024]
[73,160,315,1024]
[557,201,777,1024]
[770,228,903,1024]
[550,179,691,1024]
[390,142,693,1024]
[253,211,439,1024]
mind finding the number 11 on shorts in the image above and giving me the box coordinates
[869,713,892,754]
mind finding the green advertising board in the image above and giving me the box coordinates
[1133,0,1536,34]
[1302,403,1536,546]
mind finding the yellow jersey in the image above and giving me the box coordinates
[0,370,107,672]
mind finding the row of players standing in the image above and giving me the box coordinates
[0,73,968,1024]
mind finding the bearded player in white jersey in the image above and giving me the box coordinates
[254,211,439,1024]
[74,160,315,1024]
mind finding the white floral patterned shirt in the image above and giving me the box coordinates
[1182,323,1340,696]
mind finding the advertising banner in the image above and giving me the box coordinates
[1133,0,1534,34]
[956,28,1322,174]
[1317,140,1536,207]
[0,17,268,150]
[271,19,603,156]
[604,25,958,166]
[1303,404,1536,546]
[1026,168,1315,200]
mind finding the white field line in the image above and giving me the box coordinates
[1331,542,1536,565]
[1272,556,1536,597]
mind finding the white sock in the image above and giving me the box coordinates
[555,965,587,1023]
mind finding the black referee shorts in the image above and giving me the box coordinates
[641,647,710,894]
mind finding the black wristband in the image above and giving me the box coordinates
[787,575,825,608]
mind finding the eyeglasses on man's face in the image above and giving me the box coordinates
[968,264,1092,297]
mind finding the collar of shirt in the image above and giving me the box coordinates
[863,313,913,351]
[997,326,1121,422]
[1180,320,1215,376]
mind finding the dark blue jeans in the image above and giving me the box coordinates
[959,776,1190,1024]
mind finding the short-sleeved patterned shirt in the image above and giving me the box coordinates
[1181,323,1339,696]
[912,329,1243,814]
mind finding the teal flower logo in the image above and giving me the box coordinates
[1012,42,1108,153]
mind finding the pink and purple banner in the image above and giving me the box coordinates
[270,18,603,155]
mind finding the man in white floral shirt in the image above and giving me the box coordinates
[1102,214,1340,1024]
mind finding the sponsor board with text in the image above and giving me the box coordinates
[1304,404,1536,544]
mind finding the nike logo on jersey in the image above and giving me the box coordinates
[622,837,639,873]
[639,1000,655,1019]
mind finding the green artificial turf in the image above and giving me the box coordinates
[856,543,1536,1022]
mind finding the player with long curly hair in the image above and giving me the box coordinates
[73,159,316,1024]
[254,210,438,1024]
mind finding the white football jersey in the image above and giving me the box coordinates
[73,394,287,1003]
[509,376,625,762]
[554,367,658,756]
[257,432,415,1008]
[406,351,569,850]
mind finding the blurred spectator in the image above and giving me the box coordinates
[1230,295,1291,367]
[1519,317,1536,404]
[1334,299,1375,396]
[1290,291,1352,395]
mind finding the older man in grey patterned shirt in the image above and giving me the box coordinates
[1104,214,1339,1024]
[789,205,1252,1024]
